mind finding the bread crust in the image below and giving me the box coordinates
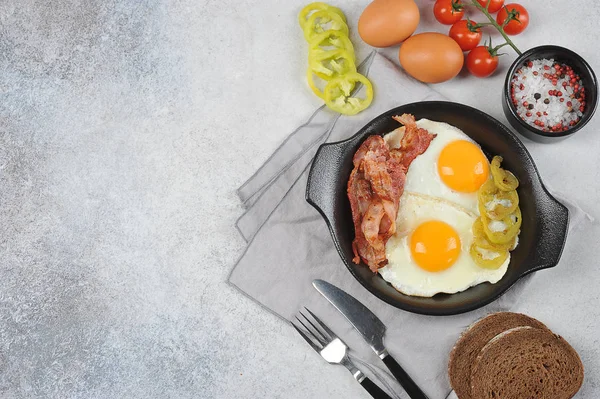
[470,327,584,399]
[448,312,549,399]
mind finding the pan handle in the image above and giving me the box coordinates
[525,188,569,273]
[305,141,349,223]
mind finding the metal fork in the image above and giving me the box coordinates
[291,308,392,399]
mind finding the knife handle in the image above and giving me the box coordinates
[359,375,393,399]
[381,352,429,399]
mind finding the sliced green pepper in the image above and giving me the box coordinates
[323,72,373,115]
[473,234,515,252]
[303,10,348,43]
[472,218,516,251]
[479,177,498,194]
[298,2,346,28]
[491,156,519,191]
[309,30,355,61]
[309,49,356,80]
[481,206,522,244]
[472,217,486,238]
[469,243,509,269]
[306,69,325,99]
[478,188,519,220]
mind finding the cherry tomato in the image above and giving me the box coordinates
[496,3,529,35]
[476,0,504,13]
[434,0,464,25]
[449,20,482,51]
[466,46,498,77]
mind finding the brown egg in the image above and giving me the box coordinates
[399,33,464,83]
[358,0,420,48]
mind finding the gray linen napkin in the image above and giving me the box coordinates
[229,52,592,399]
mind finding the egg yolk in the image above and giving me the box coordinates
[410,221,460,272]
[438,140,489,193]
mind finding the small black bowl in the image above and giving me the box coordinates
[503,45,598,143]
[306,101,569,316]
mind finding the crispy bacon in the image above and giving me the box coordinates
[390,114,436,168]
[347,114,436,272]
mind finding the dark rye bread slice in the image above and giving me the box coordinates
[471,326,584,399]
[448,312,549,399]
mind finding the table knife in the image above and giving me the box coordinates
[313,279,429,399]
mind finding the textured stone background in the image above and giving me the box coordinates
[1,0,599,398]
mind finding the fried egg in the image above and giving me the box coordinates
[379,193,509,297]
[385,119,489,214]
[379,119,511,297]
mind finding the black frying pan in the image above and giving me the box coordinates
[306,101,568,316]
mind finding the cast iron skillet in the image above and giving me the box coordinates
[306,101,569,316]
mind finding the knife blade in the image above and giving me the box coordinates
[313,279,429,399]
[313,279,387,355]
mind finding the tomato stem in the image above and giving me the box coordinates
[485,37,510,56]
[470,0,522,55]
[452,0,464,12]
[465,17,484,31]
[493,42,510,53]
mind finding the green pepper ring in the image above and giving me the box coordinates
[303,9,349,43]
[309,49,356,80]
[298,2,346,28]
[308,30,356,62]
[323,72,374,116]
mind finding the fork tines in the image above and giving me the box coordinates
[291,307,336,350]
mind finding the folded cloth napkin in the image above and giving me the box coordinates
[229,52,592,399]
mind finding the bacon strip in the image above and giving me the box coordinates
[390,114,437,168]
[347,114,436,272]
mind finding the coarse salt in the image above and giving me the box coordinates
[510,58,586,133]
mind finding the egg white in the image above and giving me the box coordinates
[384,119,482,215]
[379,193,509,297]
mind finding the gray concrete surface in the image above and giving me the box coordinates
[1,0,599,398]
